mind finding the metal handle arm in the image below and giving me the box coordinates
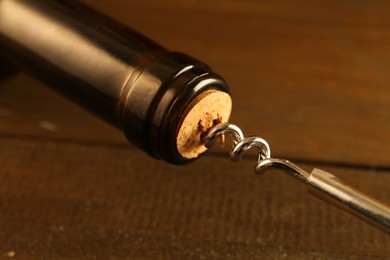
[256,158,390,234]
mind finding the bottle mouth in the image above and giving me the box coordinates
[150,70,231,165]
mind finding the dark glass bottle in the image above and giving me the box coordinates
[0,0,230,164]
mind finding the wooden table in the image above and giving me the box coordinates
[1,0,389,258]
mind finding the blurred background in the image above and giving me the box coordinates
[0,0,389,258]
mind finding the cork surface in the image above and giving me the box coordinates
[176,89,232,159]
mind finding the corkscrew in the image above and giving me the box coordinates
[204,123,390,234]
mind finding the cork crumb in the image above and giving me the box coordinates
[176,90,232,159]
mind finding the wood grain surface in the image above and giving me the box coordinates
[1,0,389,259]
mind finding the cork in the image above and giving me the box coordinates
[176,89,232,159]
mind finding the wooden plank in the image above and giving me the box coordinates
[0,138,389,258]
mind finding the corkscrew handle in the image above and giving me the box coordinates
[307,168,390,233]
[256,159,390,234]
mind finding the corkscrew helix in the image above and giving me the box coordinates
[204,123,271,163]
[203,122,390,234]
[203,123,306,180]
